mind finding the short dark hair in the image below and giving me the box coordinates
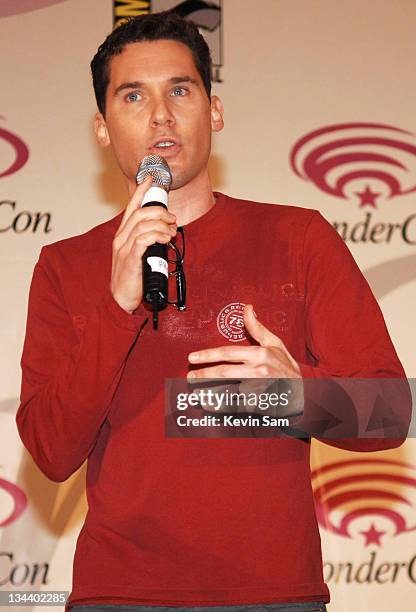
[91,11,212,115]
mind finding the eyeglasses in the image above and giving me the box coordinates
[168,226,186,311]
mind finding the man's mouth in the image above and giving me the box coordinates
[149,138,181,157]
[154,140,176,148]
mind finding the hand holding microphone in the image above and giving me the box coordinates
[110,156,176,323]
[136,156,173,328]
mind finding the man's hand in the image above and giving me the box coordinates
[187,304,301,380]
[111,175,178,313]
[186,304,303,416]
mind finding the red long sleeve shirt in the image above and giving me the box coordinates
[16,193,410,608]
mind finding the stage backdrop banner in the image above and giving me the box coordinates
[0,1,415,611]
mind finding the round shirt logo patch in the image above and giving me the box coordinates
[217,302,247,342]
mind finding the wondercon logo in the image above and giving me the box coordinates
[0,476,27,527]
[0,119,29,178]
[290,123,416,208]
[312,459,416,547]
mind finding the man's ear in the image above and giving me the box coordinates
[94,112,111,147]
[210,95,224,133]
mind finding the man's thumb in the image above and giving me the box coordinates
[243,304,282,347]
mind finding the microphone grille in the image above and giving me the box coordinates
[136,155,172,191]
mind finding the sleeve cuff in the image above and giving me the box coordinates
[298,362,320,379]
[102,286,149,332]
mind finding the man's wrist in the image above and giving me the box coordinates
[103,287,147,331]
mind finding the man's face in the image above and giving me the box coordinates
[95,39,223,191]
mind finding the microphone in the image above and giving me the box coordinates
[136,155,172,330]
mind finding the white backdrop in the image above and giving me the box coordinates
[0,1,415,611]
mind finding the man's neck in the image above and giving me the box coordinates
[168,172,216,226]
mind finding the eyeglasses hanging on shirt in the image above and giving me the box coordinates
[168,226,186,312]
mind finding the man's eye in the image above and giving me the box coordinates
[171,87,188,96]
[126,92,141,102]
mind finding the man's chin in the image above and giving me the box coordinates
[169,173,191,192]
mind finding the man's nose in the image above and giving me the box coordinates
[149,96,175,127]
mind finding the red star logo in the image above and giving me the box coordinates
[360,523,386,547]
[354,185,381,208]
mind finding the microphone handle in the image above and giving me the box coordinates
[142,201,169,328]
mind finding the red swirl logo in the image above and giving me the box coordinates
[290,123,416,208]
[0,1,69,18]
[312,459,416,547]
[0,120,29,178]
[0,477,27,527]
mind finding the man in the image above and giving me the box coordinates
[16,11,410,612]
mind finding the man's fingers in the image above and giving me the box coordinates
[187,365,262,380]
[243,305,300,376]
[238,378,274,396]
[118,174,177,232]
[115,209,177,251]
[190,384,240,414]
[130,230,174,255]
[122,204,176,239]
[243,304,283,348]
[188,345,271,366]
[119,174,153,231]
[117,207,176,247]
[121,219,176,254]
